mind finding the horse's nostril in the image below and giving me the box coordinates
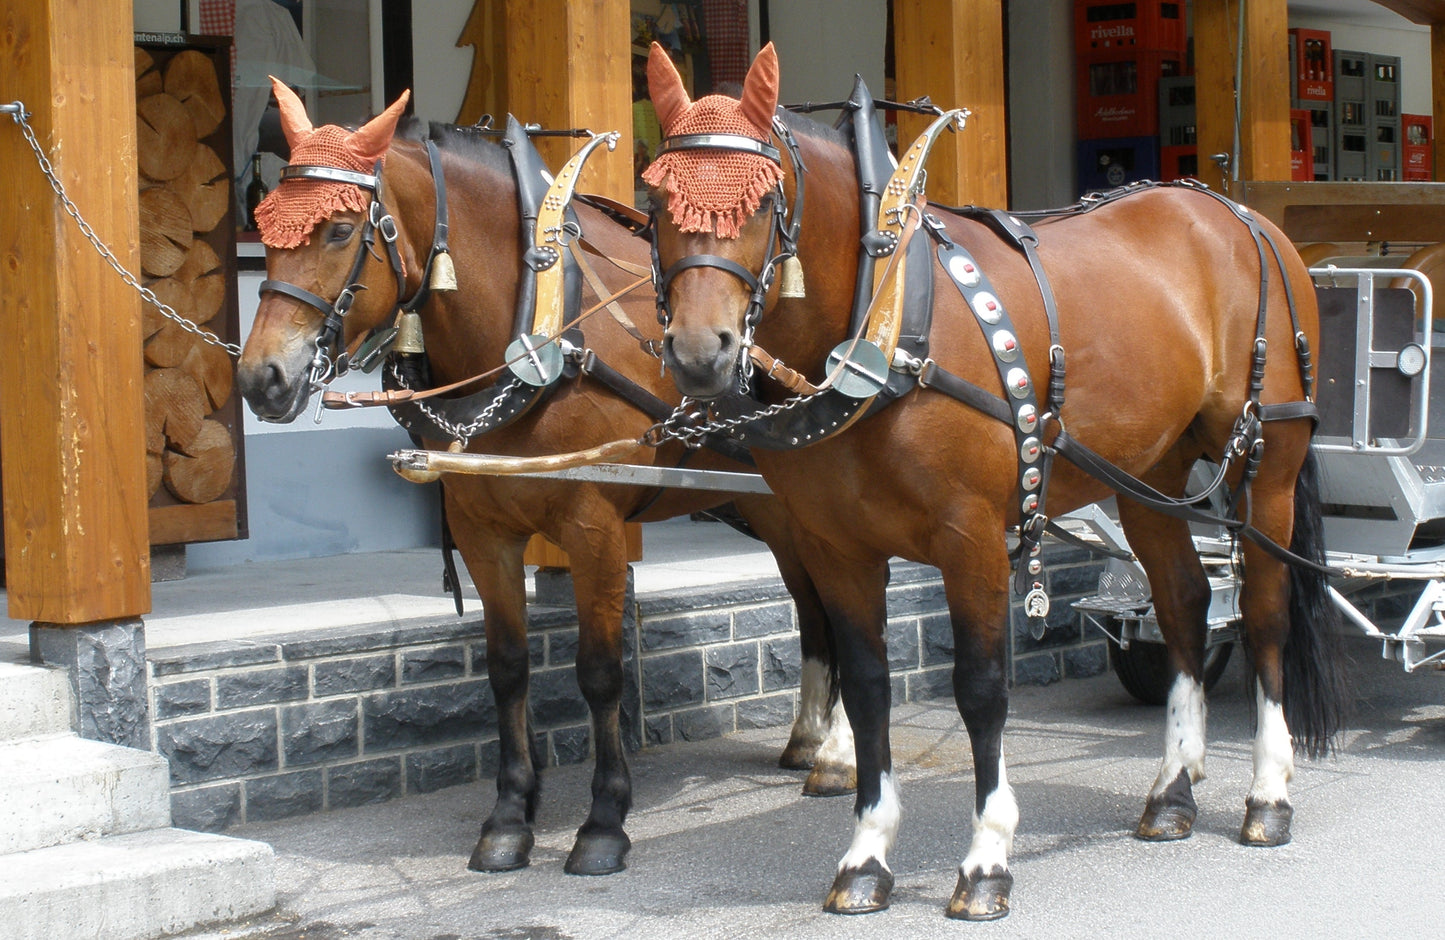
[717,330,736,355]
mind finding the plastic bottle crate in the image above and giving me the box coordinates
[1158,75,1195,147]
[1076,49,1186,139]
[1403,113,1433,181]
[1074,0,1187,57]
[1288,28,1333,103]
[1077,136,1161,193]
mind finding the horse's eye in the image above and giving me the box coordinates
[329,223,355,243]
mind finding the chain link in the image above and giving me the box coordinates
[642,391,813,449]
[5,101,242,358]
[387,358,524,447]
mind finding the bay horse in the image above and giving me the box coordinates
[234,81,855,877]
[642,44,1346,918]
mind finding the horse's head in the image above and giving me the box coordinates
[643,42,791,400]
[236,80,413,422]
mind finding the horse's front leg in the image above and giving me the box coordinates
[806,555,895,914]
[559,508,634,875]
[942,539,1017,920]
[451,518,539,872]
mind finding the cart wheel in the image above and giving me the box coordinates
[1110,640,1234,706]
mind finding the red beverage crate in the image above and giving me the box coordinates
[1403,113,1433,181]
[1290,109,1313,182]
[1160,144,1197,181]
[1075,0,1187,56]
[1077,49,1186,139]
[1289,28,1333,102]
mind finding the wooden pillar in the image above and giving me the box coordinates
[1194,0,1292,194]
[1434,23,1444,181]
[892,0,1008,208]
[504,0,633,201]
[0,0,151,623]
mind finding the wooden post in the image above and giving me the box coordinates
[503,0,633,200]
[1193,0,1292,194]
[0,0,151,623]
[892,0,1008,208]
[1434,23,1445,182]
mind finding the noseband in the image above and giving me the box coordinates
[260,141,450,390]
[649,119,807,377]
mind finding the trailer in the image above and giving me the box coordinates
[1074,265,1440,703]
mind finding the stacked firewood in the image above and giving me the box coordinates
[135,47,237,511]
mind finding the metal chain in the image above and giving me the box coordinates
[387,358,523,447]
[3,101,242,358]
[642,391,813,449]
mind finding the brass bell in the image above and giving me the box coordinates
[429,250,458,291]
[778,255,806,298]
[393,311,426,354]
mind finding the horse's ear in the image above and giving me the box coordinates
[347,89,412,165]
[738,42,780,134]
[270,75,313,150]
[647,42,691,132]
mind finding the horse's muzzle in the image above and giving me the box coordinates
[237,359,312,423]
[662,327,740,400]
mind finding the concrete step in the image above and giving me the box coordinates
[0,827,275,940]
[0,735,171,855]
[0,661,72,741]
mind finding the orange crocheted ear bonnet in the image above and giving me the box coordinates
[641,42,783,239]
[254,78,411,250]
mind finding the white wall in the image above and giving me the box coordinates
[133,0,180,32]
[1008,0,1077,210]
[766,0,886,107]
[409,0,475,124]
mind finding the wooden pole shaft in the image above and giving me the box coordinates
[0,0,151,622]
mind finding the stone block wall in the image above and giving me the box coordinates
[149,546,1110,831]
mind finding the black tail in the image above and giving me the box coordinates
[1282,450,1350,758]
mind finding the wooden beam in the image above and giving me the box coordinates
[1372,0,1445,25]
[1435,24,1445,181]
[892,0,1008,208]
[0,0,151,622]
[1194,0,1292,193]
[504,0,633,201]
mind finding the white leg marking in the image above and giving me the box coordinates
[1149,671,1208,798]
[814,699,855,771]
[961,755,1019,878]
[1249,681,1295,805]
[789,658,832,746]
[838,771,900,872]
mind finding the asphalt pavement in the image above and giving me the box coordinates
[198,642,1445,940]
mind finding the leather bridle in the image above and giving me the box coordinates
[259,140,451,397]
[648,118,807,385]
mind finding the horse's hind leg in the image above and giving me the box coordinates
[559,510,635,875]
[736,500,856,797]
[450,522,539,872]
[1236,446,1345,846]
[1116,480,1214,842]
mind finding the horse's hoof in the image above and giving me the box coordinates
[1240,800,1292,846]
[946,869,1013,921]
[823,858,893,914]
[802,762,857,798]
[564,828,631,875]
[1135,770,1197,841]
[468,829,534,872]
[1135,804,1196,841]
[778,738,818,770]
